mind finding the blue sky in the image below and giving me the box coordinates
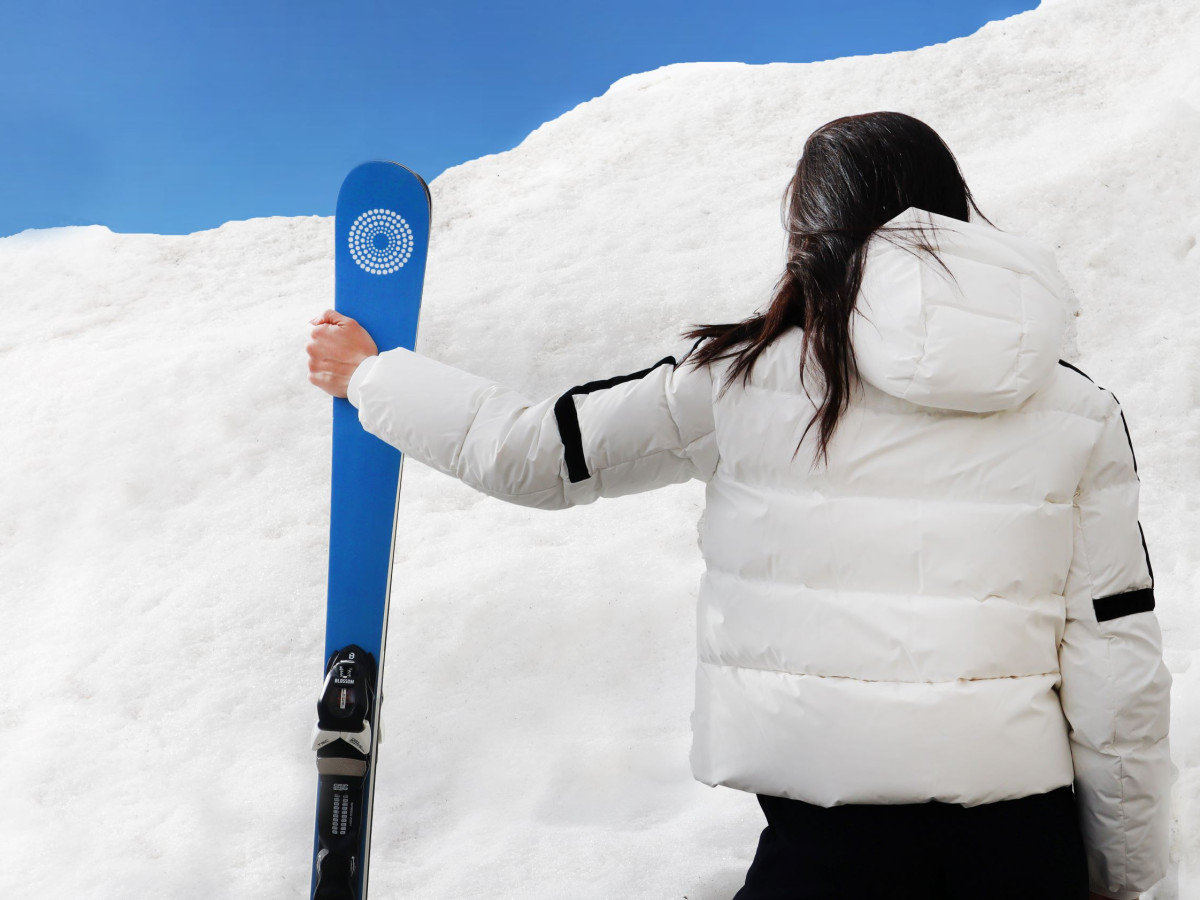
[0,0,1038,237]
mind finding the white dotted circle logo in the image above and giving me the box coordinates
[348,208,413,275]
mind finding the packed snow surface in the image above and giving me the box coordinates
[2,0,1198,897]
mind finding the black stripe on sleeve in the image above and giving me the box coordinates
[1093,587,1155,622]
[1137,521,1156,586]
[1059,360,1156,590]
[679,335,707,366]
[553,355,677,484]
[1057,359,1096,384]
[1113,400,1139,474]
[1107,392,1156,587]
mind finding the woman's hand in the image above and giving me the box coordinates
[307,309,379,399]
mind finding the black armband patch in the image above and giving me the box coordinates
[1093,587,1155,622]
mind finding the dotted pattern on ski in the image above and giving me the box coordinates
[348,209,414,275]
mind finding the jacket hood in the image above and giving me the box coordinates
[849,207,1068,413]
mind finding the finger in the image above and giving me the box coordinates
[310,323,341,343]
[318,359,359,377]
[310,308,345,326]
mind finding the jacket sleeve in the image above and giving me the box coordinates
[345,343,718,510]
[1057,393,1174,900]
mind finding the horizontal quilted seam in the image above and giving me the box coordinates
[578,422,714,481]
[732,379,1109,425]
[916,295,1026,325]
[707,476,1075,507]
[700,568,1067,604]
[1078,471,1141,495]
[697,657,1061,685]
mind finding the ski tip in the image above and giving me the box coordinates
[358,160,432,211]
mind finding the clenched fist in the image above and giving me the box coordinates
[307,309,379,398]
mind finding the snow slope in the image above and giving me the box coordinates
[2,0,1198,897]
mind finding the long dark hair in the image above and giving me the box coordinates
[684,111,992,467]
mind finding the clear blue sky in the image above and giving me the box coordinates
[0,0,1038,237]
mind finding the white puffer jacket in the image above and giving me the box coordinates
[346,207,1173,900]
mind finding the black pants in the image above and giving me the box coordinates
[732,785,1089,900]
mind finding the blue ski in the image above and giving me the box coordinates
[310,161,430,900]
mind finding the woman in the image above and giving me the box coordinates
[307,112,1172,900]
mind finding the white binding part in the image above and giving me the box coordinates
[311,721,372,755]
